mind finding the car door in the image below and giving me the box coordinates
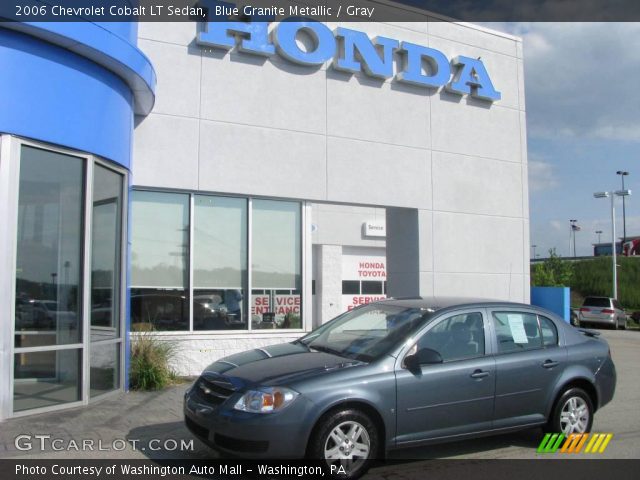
[395,309,496,445]
[489,309,567,429]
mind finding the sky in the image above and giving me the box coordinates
[485,23,640,258]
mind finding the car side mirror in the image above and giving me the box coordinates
[404,348,443,370]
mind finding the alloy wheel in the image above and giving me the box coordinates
[324,420,371,473]
[559,396,590,434]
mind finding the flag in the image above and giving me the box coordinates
[571,224,581,231]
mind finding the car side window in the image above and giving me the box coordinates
[417,312,485,362]
[492,312,542,353]
[539,316,558,347]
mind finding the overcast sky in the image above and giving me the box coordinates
[486,23,640,258]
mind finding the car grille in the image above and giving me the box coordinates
[193,375,237,405]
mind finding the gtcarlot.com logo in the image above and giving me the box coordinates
[537,433,613,454]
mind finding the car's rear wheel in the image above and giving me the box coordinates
[546,388,594,435]
[308,409,378,479]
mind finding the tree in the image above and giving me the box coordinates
[531,249,574,287]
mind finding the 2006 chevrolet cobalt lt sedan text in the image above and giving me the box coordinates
[184,298,616,477]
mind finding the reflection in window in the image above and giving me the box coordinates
[193,196,247,330]
[131,192,189,331]
[90,343,120,397]
[251,200,301,329]
[90,165,122,341]
[14,146,84,348]
[539,316,558,347]
[418,313,485,362]
[14,349,81,412]
[492,312,543,353]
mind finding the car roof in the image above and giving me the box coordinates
[377,296,532,312]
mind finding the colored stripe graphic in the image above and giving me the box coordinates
[585,433,613,453]
[538,433,613,454]
[537,433,565,453]
[560,433,587,453]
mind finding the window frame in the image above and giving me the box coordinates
[488,309,561,356]
[3,135,128,419]
[402,309,489,367]
[130,189,308,335]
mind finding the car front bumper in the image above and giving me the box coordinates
[183,386,315,458]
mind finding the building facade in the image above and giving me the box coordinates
[0,11,529,419]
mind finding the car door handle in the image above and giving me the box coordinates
[542,360,559,368]
[470,369,489,379]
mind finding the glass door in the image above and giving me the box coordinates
[89,164,124,397]
[13,146,85,412]
[12,141,126,414]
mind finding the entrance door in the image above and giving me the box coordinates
[89,165,124,398]
[12,141,126,414]
[13,145,85,412]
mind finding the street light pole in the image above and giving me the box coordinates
[569,219,578,258]
[617,171,629,244]
[594,189,632,300]
[531,244,537,259]
[595,230,603,244]
[610,195,617,300]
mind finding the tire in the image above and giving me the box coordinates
[545,387,594,435]
[308,409,379,479]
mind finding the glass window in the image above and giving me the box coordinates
[539,316,558,347]
[14,146,84,347]
[300,304,430,361]
[418,312,485,362]
[251,200,301,330]
[342,281,360,295]
[90,165,123,341]
[131,191,189,331]
[362,281,383,295]
[90,342,120,397]
[492,312,542,353]
[14,349,81,412]
[193,196,247,330]
[583,297,611,308]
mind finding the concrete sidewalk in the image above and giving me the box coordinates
[0,381,210,460]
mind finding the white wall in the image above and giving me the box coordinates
[133,20,529,373]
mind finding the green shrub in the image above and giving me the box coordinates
[571,256,640,310]
[532,254,640,311]
[129,332,177,391]
[531,249,574,287]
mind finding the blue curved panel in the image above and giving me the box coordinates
[2,21,156,115]
[0,28,133,168]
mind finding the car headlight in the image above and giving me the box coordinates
[233,387,299,413]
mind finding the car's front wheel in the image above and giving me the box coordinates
[546,387,594,435]
[308,409,379,479]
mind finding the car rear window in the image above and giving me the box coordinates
[583,297,611,308]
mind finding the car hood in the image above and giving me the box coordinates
[201,342,365,388]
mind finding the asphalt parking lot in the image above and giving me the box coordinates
[1,329,638,472]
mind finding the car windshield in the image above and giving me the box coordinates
[297,304,434,362]
[584,297,611,308]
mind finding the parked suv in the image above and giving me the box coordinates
[578,296,626,329]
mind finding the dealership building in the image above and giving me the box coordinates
[0,7,529,419]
